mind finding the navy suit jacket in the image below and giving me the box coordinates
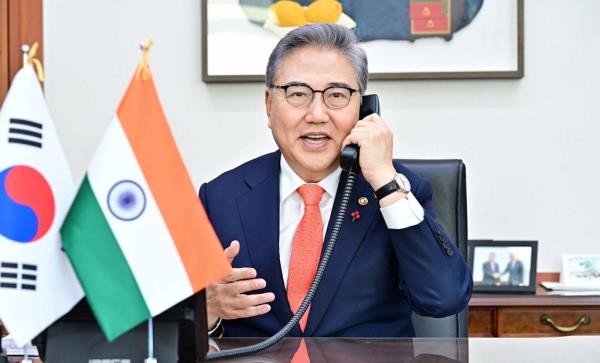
[482,261,499,285]
[199,151,472,337]
[503,260,524,286]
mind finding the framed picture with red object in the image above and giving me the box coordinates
[202,0,523,82]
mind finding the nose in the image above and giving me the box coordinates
[305,92,329,123]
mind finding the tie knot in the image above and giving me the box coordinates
[297,184,324,206]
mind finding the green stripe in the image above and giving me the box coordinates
[61,175,150,341]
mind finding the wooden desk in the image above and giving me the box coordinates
[4,337,600,363]
[468,273,600,337]
[207,336,600,363]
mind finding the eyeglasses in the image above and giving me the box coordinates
[270,83,359,109]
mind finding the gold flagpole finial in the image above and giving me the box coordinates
[21,45,30,67]
[22,42,45,83]
[136,39,155,81]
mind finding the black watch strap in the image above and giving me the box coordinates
[374,180,399,200]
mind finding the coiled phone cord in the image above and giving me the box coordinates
[206,171,357,361]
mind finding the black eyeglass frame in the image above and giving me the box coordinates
[269,82,361,109]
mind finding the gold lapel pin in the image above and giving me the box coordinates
[358,197,368,206]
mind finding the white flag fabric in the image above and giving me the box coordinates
[0,65,83,347]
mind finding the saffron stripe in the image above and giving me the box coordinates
[117,74,230,291]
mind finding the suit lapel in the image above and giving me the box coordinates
[236,152,295,330]
[304,172,378,335]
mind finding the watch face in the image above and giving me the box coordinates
[394,173,411,193]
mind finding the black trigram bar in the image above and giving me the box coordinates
[0,283,17,289]
[9,118,43,129]
[21,284,36,290]
[1,262,18,268]
[0,272,17,278]
[8,118,43,148]
[8,138,41,148]
[22,264,37,271]
[9,128,42,138]
[21,274,36,280]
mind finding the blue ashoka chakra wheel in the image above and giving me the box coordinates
[107,180,147,221]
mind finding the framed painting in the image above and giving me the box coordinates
[202,0,524,82]
[562,255,600,289]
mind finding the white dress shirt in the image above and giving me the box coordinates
[278,157,425,288]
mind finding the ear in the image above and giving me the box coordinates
[265,89,273,129]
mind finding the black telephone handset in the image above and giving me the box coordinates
[340,94,381,173]
[206,94,382,361]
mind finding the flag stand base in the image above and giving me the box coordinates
[35,292,208,363]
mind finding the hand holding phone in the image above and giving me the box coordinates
[340,94,380,172]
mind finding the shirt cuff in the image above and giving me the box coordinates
[380,192,424,229]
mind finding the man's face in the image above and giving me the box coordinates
[489,254,496,262]
[265,46,361,182]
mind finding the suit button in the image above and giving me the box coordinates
[446,248,454,256]
[442,241,449,248]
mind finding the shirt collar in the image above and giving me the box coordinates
[279,156,342,202]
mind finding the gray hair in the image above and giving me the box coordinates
[265,23,368,92]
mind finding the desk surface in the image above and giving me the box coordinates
[470,292,600,306]
[2,336,600,362]
[209,336,600,363]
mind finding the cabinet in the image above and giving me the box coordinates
[469,274,600,337]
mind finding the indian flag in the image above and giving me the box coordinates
[61,63,231,341]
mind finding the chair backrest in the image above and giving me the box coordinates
[398,159,468,338]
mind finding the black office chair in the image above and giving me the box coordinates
[398,159,469,338]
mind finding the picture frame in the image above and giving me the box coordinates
[562,254,600,289]
[468,240,538,294]
[201,0,524,82]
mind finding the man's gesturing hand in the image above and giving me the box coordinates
[206,240,276,329]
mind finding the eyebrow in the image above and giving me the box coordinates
[283,81,356,89]
[284,81,311,88]
[328,82,355,89]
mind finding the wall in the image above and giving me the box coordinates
[44,0,600,272]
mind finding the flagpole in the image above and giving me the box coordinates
[20,341,32,363]
[144,318,157,363]
[21,45,30,68]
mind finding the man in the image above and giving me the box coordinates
[481,252,499,285]
[502,252,524,286]
[199,23,471,337]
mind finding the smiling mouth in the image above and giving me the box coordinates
[301,134,330,144]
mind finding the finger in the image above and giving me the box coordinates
[231,304,272,319]
[355,117,381,126]
[220,267,257,283]
[358,111,378,120]
[230,292,275,309]
[341,129,367,149]
[229,278,267,295]
[361,113,384,124]
[354,120,386,132]
[224,240,240,263]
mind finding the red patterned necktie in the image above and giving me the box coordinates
[287,184,325,332]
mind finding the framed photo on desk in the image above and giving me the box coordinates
[469,240,538,294]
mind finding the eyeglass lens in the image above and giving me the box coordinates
[284,85,352,108]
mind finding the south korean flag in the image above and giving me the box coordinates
[0,63,83,347]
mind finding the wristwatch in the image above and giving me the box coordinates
[374,173,411,200]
